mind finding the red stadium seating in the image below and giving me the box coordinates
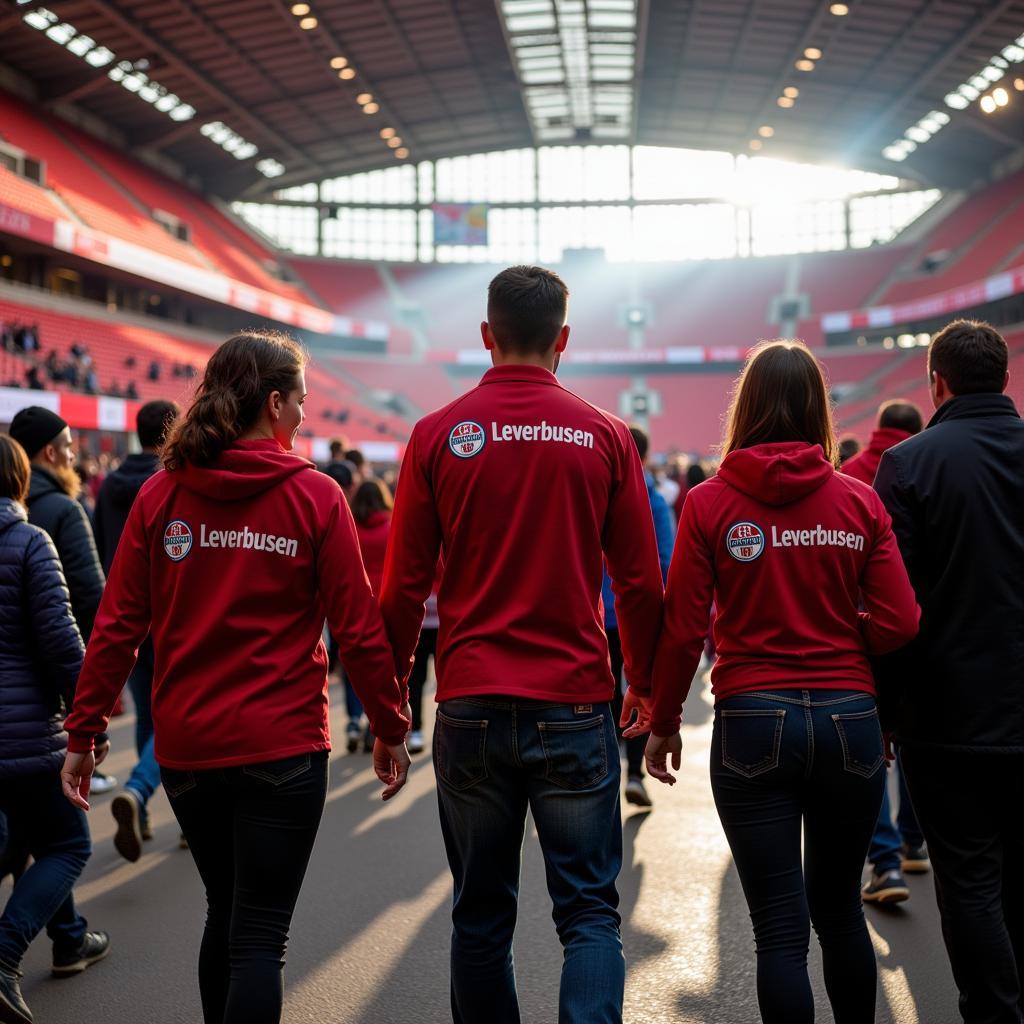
[0,164,69,222]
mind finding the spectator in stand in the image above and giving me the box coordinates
[874,319,1024,1024]
[843,401,923,485]
[631,341,919,1024]
[674,461,707,524]
[840,399,927,905]
[380,265,664,1023]
[602,424,674,809]
[147,359,161,383]
[83,369,98,395]
[24,365,43,391]
[838,434,862,466]
[125,381,139,401]
[93,400,181,863]
[345,448,368,484]
[107,381,123,399]
[0,434,109,1024]
[10,408,114,795]
[44,350,62,383]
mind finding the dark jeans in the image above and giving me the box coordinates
[128,635,155,756]
[434,697,624,1024]
[0,770,91,968]
[162,751,329,1024]
[901,746,1024,1024]
[711,689,886,1024]
[606,627,645,779]
[408,627,438,732]
[867,753,924,873]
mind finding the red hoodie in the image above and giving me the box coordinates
[842,426,912,485]
[379,363,664,704]
[648,442,919,737]
[355,509,391,595]
[64,440,408,768]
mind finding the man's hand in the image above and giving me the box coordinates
[644,732,683,786]
[620,686,651,738]
[61,750,95,811]
[373,738,411,801]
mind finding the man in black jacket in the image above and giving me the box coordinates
[875,319,1024,1024]
[93,400,179,862]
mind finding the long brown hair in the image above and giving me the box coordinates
[0,434,31,504]
[162,331,307,470]
[722,340,836,463]
[352,478,393,525]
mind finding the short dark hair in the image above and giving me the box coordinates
[487,265,569,356]
[329,437,349,459]
[928,319,1008,396]
[0,434,31,503]
[345,448,365,470]
[628,424,650,462]
[837,435,861,465]
[136,400,180,450]
[877,400,923,435]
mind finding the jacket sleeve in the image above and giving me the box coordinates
[25,529,85,707]
[874,450,921,590]
[92,490,108,571]
[602,427,664,697]
[651,490,675,582]
[64,494,151,753]
[859,493,920,655]
[56,500,105,643]
[318,487,409,745]
[649,493,715,737]
[379,425,443,691]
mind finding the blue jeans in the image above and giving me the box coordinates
[0,771,91,967]
[868,754,925,872]
[126,636,162,814]
[711,689,886,1024]
[434,697,624,1024]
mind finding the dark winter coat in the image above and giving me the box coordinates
[0,497,85,778]
[874,393,1024,751]
[93,452,160,573]
[25,465,105,641]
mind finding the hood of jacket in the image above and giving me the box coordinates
[0,497,27,535]
[867,426,913,457]
[717,442,834,507]
[102,452,161,509]
[171,439,312,502]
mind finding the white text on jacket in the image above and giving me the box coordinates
[199,524,299,558]
[771,525,865,551]
[490,421,594,449]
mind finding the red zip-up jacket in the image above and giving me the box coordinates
[379,363,664,704]
[64,440,408,768]
[355,510,391,595]
[648,442,919,737]
[841,426,912,485]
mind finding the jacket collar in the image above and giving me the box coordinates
[928,393,1020,429]
[480,364,560,387]
[0,497,27,533]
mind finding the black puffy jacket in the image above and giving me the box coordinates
[875,393,1024,752]
[93,452,160,573]
[0,497,85,779]
[26,465,105,642]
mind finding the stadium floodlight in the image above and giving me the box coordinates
[830,3,849,14]
[299,16,318,29]
[897,334,916,348]
[22,8,56,30]
[758,125,774,137]
[1016,78,1024,91]
[84,47,114,67]
[981,65,1004,82]
[155,93,180,112]
[395,148,410,159]
[958,83,980,101]
[45,22,76,45]
[168,103,195,121]
[387,136,403,148]
[256,159,286,178]
[356,93,373,105]
[380,127,396,139]
[804,47,822,60]
[916,334,931,346]
[66,33,95,56]
[330,56,348,69]
[945,93,969,109]
[795,59,815,71]
[783,86,799,98]
[363,103,380,114]
[777,96,795,108]
[882,145,908,162]
[339,67,356,80]
[906,126,930,143]
[980,94,997,113]
[290,3,310,14]
[993,87,1009,106]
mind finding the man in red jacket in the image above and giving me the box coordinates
[380,265,664,1024]
[842,399,922,485]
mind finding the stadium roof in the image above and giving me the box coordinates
[3,0,1024,198]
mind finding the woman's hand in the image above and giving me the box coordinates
[644,732,683,786]
[61,750,95,811]
[620,686,651,738]
[373,739,411,801]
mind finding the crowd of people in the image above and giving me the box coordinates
[0,264,1020,1024]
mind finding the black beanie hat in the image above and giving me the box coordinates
[9,406,69,459]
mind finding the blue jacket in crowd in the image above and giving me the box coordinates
[0,496,85,778]
[602,471,674,629]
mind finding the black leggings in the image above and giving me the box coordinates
[408,628,437,732]
[162,751,329,1024]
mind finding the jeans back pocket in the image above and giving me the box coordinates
[832,708,884,778]
[537,716,608,791]
[160,767,197,799]
[241,753,312,786]
[434,710,488,791]
[720,709,785,778]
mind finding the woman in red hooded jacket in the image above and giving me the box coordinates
[625,341,920,1024]
[60,332,410,1024]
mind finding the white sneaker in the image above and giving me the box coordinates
[408,730,425,754]
[624,776,652,808]
[89,773,118,794]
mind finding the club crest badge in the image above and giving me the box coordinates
[163,519,193,562]
[448,420,486,459]
[725,520,765,562]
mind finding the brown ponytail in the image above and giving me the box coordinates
[162,331,307,471]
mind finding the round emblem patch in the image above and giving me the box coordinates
[725,520,765,562]
[448,420,486,459]
[163,519,193,562]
